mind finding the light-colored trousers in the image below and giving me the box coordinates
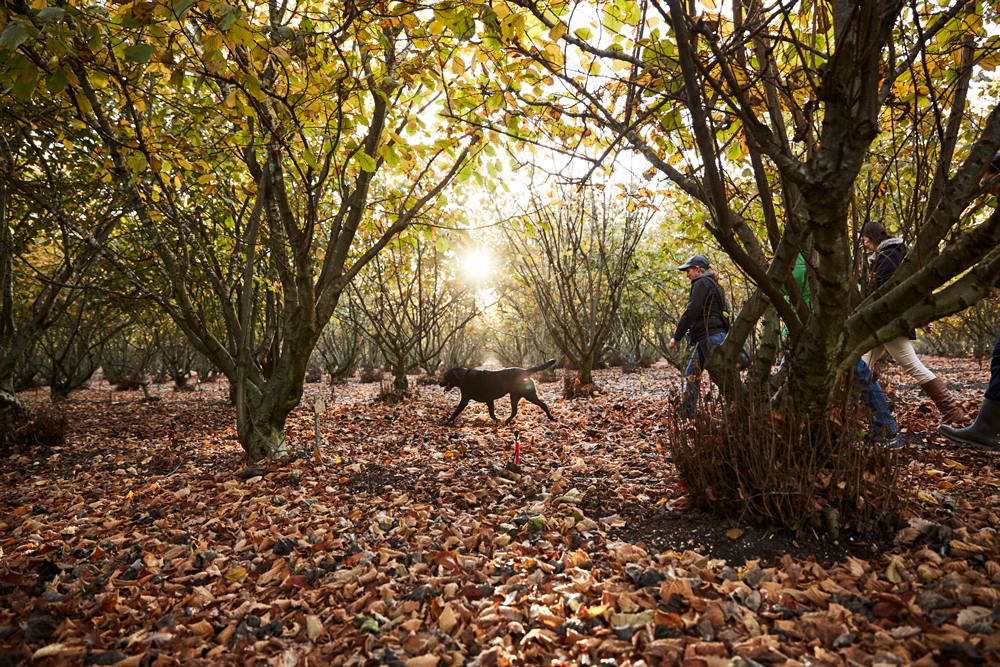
[862,335,936,385]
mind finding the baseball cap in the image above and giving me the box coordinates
[677,255,710,271]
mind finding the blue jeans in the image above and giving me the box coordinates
[986,332,1000,401]
[852,359,897,439]
[681,332,726,416]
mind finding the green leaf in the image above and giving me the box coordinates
[0,22,29,51]
[383,146,400,168]
[123,43,155,63]
[435,236,449,252]
[128,154,148,173]
[46,67,69,94]
[355,152,376,172]
[303,150,318,170]
[37,7,65,21]
[217,8,240,30]
[356,616,379,634]
[486,92,505,112]
[12,76,39,100]
[172,0,195,18]
[451,8,475,40]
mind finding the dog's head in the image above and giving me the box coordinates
[439,368,467,391]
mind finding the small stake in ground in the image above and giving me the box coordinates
[513,430,520,466]
[313,397,325,463]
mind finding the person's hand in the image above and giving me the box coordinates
[669,338,677,350]
[990,286,1000,299]
[921,323,933,334]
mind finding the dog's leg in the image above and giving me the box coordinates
[487,400,499,422]
[445,398,470,425]
[525,390,556,420]
[504,394,522,425]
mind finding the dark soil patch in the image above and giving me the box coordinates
[606,509,886,566]
[580,487,889,567]
[343,463,414,496]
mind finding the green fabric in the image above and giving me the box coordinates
[791,253,811,308]
[780,254,811,336]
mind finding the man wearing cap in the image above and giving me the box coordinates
[669,255,729,416]
[939,152,1000,449]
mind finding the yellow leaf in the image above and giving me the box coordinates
[439,604,458,634]
[938,481,955,489]
[32,645,63,660]
[587,605,607,617]
[725,528,743,539]
[885,558,903,583]
[306,615,323,639]
[549,22,567,41]
[917,490,939,504]
[943,459,967,471]
[703,0,717,8]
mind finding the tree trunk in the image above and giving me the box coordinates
[578,353,594,386]
[242,417,287,463]
[0,375,24,421]
[393,363,409,391]
[236,388,290,462]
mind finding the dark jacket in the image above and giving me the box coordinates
[674,273,727,343]
[869,237,916,340]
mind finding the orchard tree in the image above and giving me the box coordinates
[312,298,363,384]
[0,0,495,459]
[37,284,129,400]
[0,100,121,417]
[503,183,650,385]
[152,322,199,390]
[352,234,479,390]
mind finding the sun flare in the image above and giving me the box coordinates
[464,251,491,279]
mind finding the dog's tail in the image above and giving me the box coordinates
[527,359,556,374]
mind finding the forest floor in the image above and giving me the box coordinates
[3,357,1000,667]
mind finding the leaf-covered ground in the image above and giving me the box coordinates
[3,358,1000,667]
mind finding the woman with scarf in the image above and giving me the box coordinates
[860,221,967,425]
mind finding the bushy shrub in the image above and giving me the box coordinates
[665,385,904,536]
[562,374,599,398]
[359,366,384,384]
[114,374,145,391]
[415,374,441,387]
[0,409,68,457]
[376,381,411,404]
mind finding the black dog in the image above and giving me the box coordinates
[440,360,557,425]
